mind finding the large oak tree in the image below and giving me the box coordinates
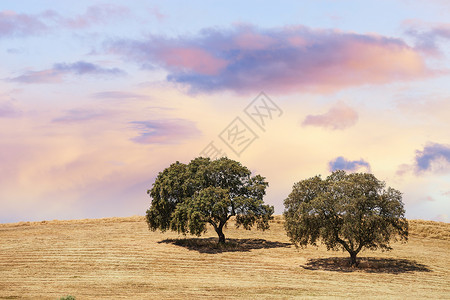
[284,170,408,266]
[146,157,274,243]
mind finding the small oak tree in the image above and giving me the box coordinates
[146,157,274,243]
[284,170,408,266]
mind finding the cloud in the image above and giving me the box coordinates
[59,4,129,29]
[53,61,124,75]
[396,163,413,176]
[107,25,431,94]
[6,48,22,54]
[0,5,129,39]
[52,109,109,123]
[415,143,450,173]
[8,69,63,84]
[8,61,125,84]
[404,20,450,55]
[329,156,371,172]
[302,102,358,130]
[0,10,48,38]
[0,101,21,118]
[395,95,450,122]
[130,119,201,144]
[425,196,435,202]
[92,91,146,99]
[148,7,166,22]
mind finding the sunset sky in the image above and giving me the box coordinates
[1,1,449,223]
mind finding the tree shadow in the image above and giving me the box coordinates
[301,256,432,274]
[158,237,292,253]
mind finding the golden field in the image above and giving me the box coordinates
[0,216,449,299]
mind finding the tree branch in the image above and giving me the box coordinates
[336,235,352,254]
[208,219,218,231]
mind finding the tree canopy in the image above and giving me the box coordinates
[284,170,408,266]
[146,157,274,243]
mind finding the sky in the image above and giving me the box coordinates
[1,0,449,223]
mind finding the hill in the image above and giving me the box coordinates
[0,216,449,299]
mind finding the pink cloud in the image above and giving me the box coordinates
[108,25,434,94]
[302,102,358,130]
[157,47,228,75]
[0,10,48,37]
[233,30,276,50]
[8,69,63,84]
[92,91,146,99]
[148,7,166,22]
[52,109,110,123]
[0,101,22,118]
[396,163,413,176]
[425,196,435,202]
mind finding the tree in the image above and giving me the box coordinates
[146,157,274,244]
[283,170,408,266]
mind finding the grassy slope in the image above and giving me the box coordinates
[0,216,449,299]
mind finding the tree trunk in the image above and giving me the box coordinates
[217,230,226,244]
[215,222,226,244]
[349,251,358,267]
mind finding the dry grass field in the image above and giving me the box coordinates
[0,216,449,299]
